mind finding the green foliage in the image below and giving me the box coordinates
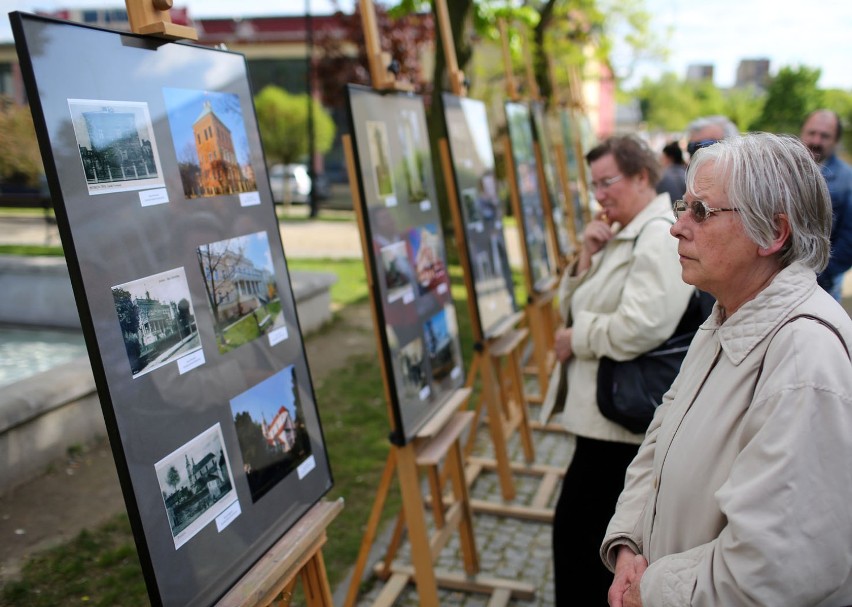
[253,86,336,165]
[749,65,823,135]
[0,101,43,187]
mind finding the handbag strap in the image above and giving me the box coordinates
[756,313,851,383]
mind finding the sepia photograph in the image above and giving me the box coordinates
[365,120,396,205]
[230,365,314,503]
[111,267,202,378]
[68,99,165,195]
[379,240,416,304]
[155,423,237,550]
[163,87,257,200]
[407,223,450,297]
[196,230,283,354]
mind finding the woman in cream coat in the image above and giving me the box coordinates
[552,135,694,605]
[603,133,852,606]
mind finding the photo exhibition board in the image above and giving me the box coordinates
[504,100,556,293]
[441,93,518,341]
[10,13,332,607]
[530,101,574,259]
[346,85,465,444]
[558,107,589,238]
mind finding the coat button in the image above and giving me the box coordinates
[653,476,659,489]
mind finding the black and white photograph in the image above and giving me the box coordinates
[398,108,429,204]
[155,423,238,550]
[230,365,315,503]
[68,99,165,195]
[163,87,258,200]
[366,120,397,205]
[380,240,416,304]
[111,267,203,378]
[397,336,428,401]
[196,231,285,354]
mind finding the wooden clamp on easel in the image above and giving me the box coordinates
[340,2,535,604]
[498,18,559,413]
[123,3,338,606]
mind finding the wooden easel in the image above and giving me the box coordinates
[215,500,343,607]
[340,2,536,604]
[566,64,593,225]
[122,3,340,606]
[499,19,559,409]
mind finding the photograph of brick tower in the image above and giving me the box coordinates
[163,88,257,199]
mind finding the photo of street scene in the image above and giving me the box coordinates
[68,99,165,195]
[407,223,450,297]
[155,423,237,550]
[111,267,202,378]
[366,120,396,204]
[196,230,283,354]
[423,305,460,383]
[379,240,416,304]
[398,109,429,204]
[230,365,314,503]
[162,88,257,199]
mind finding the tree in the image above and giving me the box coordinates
[112,287,141,372]
[0,98,43,188]
[166,466,181,493]
[253,86,336,165]
[750,65,823,135]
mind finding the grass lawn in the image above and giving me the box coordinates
[0,259,529,606]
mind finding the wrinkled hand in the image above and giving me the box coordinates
[554,327,574,363]
[575,214,614,274]
[609,547,647,607]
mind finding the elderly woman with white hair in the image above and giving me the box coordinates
[602,133,852,607]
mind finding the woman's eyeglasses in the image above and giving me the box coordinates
[673,199,739,223]
[590,174,623,191]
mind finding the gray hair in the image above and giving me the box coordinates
[687,115,739,139]
[686,133,831,271]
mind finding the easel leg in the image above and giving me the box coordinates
[448,439,478,576]
[301,551,334,607]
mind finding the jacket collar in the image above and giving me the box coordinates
[614,193,673,241]
[705,262,817,365]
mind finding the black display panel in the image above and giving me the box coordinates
[530,101,574,258]
[505,100,556,293]
[559,107,589,238]
[346,85,465,444]
[442,93,517,340]
[11,13,332,607]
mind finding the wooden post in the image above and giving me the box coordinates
[125,0,198,39]
[359,0,413,92]
[434,0,467,97]
[498,19,519,101]
[520,27,540,101]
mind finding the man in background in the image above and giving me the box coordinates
[800,109,852,300]
[685,115,739,158]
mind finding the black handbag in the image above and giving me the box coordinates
[596,289,714,433]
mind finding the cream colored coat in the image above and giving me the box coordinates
[602,262,852,606]
[558,194,694,444]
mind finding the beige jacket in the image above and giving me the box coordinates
[602,262,852,606]
[558,194,694,444]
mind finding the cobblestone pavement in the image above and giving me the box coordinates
[346,400,575,607]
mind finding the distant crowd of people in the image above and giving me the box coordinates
[551,110,852,606]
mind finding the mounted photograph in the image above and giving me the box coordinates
[396,336,429,402]
[398,108,429,205]
[111,267,202,378]
[407,223,450,298]
[423,305,461,384]
[366,120,397,206]
[379,240,416,304]
[230,365,315,503]
[154,423,238,550]
[68,99,165,195]
[196,230,285,354]
[162,87,258,200]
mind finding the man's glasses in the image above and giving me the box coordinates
[590,174,623,191]
[673,199,739,223]
[686,139,719,156]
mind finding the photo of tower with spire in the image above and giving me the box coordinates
[163,87,258,199]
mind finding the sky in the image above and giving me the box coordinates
[3,0,852,90]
